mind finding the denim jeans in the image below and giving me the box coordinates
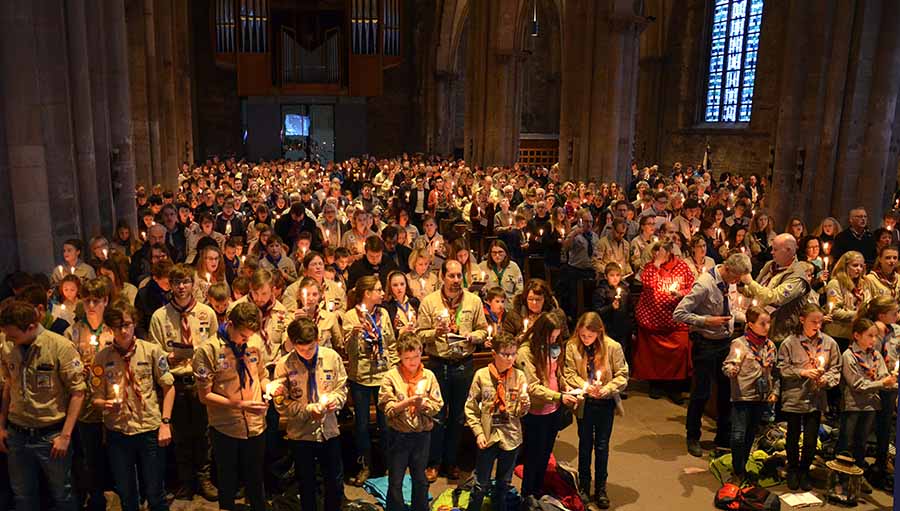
[72,421,107,511]
[784,411,821,470]
[577,399,615,490]
[106,429,167,511]
[730,402,766,476]
[468,443,519,511]
[6,425,76,511]
[838,411,876,468]
[874,390,896,468]
[210,429,267,511]
[521,409,560,498]
[172,386,210,488]
[686,337,732,447]
[425,357,474,468]
[387,429,430,511]
[349,380,389,463]
[291,437,345,511]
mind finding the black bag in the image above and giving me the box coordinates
[738,486,780,511]
[557,405,573,431]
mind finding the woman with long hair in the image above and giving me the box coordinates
[292,276,343,352]
[480,240,524,304]
[194,245,228,304]
[749,210,776,266]
[383,270,420,339]
[563,312,628,508]
[508,279,563,338]
[823,251,866,349]
[683,235,715,279]
[813,217,843,245]
[863,244,900,301]
[110,219,141,258]
[98,257,138,306]
[515,312,578,500]
[785,217,808,241]
[449,238,481,290]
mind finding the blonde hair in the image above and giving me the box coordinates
[567,312,608,380]
[831,250,864,292]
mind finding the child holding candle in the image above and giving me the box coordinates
[838,318,897,490]
[378,333,443,511]
[465,334,530,511]
[721,306,777,484]
[777,303,842,490]
[593,262,634,365]
[292,277,343,352]
[562,312,628,509]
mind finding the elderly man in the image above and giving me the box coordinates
[674,253,753,457]
[832,207,876,265]
[739,234,809,342]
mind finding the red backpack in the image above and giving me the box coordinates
[715,483,781,511]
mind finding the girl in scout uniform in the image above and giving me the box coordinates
[563,312,628,509]
[479,240,524,305]
[863,245,900,301]
[383,271,420,340]
[51,238,97,286]
[292,277,342,353]
[64,278,115,511]
[282,251,347,314]
[378,333,443,511]
[465,334,529,511]
[193,302,270,511]
[273,317,348,511]
[92,300,175,511]
[824,251,866,350]
[406,248,440,301]
[193,244,228,304]
[414,216,446,272]
[342,275,398,485]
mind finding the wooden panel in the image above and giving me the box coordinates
[518,137,559,167]
[236,53,273,96]
[348,54,383,96]
[279,83,346,96]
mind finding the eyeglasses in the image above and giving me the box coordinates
[497,351,517,359]
[111,322,134,331]
[171,279,192,287]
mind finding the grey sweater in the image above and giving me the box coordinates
[777,333,841,413]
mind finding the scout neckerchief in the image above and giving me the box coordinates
[484,305,503,328]
[800,333,824,368]
[745,329,775,367]
[298,346,319,403]
[711,267,731,318]
[491,262,507,287]
[114,340,142,413]
[265,253,282,268]
[399,362,424,414]
[357,305,384,358]
[873,269,899,298]
[584,342,600,384]
[219,325,253,389]
[257,300,275,347]
[440,290,463,328]
[852,345,879,380]
[487,362,511,414]
[759,263,792,287]
[170,297,197,346]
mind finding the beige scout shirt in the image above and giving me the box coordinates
[479,261,524,303]
[415,290,488,360]
[0,327,87,428]
[273,347,347,441]
[777,333,842,413]
[227,296,290,370]
[259,256,298,283]
[378,366,443,433]
[562,337,629,418]
[91,339,174,434]
[406,271,441,301]
[51,261,96,286]
[148,302,217,377]
[841,344,892,412]
[282,278,347,313]
[862,272,900,302]
[193,335,268,439]
[464,366,529,450]
[64,321,115,423]
[342,306,398,386]
[822,279,863,340]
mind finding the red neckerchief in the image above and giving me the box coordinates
[745,329,775,368]
[488,362,511,414]
[399,363,424,415]
[800,334,825,368]
[170,298,197,345]
[114,342,142,414]
[852,346,879,380]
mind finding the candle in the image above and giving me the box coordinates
[487,325,493,339]
[205,272,211,283]
[407,309,415,323]
[60,304,66,312]
[90,335,98,347]
[140,231,147,241]
[301,288,308,306]
[561,228,566,237]
[828,302,834,314]
[325,229,330,240]
[113,383,121,401]
[823,242,830,255]
[101,248,108,259]
[595,369,602,383]
[327,300,335,312]
[360,303,368,314]
[823,256,829,270]
[615,287,623,300]
[264,380,280,401]
[724,241,730,249]
[735,348,741,361]
[319,393,330,406]
[69,266,75,275]
[715,228,721,239]
[241,255,246,264]
[418,278,426,292]
[523,318,530,331]
[751,299,758,307]
[894,360,899,376]
[817,355,826,368]
[539,229,544,237]
[415,380,427,396]
[481,271,486,281]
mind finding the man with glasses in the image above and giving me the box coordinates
[833,207,876,265]
[148,265,218,502]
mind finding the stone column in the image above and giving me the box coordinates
[174,0,194,165]
[156,0,178,188]
[87,0,117,236]
[109,0,138,229]
[144,0,163,186]
[126,0,153,188]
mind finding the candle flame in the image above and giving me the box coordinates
[90,335,98,346]
[319,393,330,405]
[416,380,427,395]
[113,383,120,397]
[817,355,826,368]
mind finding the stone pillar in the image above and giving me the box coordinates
[126,0,152,189]
[174,0,194,165]
[144,0,163,187]
[156,0,178,188]
[87,0,117,236]
[108,0,138,229]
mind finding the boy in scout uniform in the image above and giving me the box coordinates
[273,317,348,511]
[292,277,343,352]
[92,300,175,511]
[147,264,218,501]
[415,259,488,481]
[64,278,115,511]
[464,334,530,511]
[194,302,269,511]
[0,300,86,511]
[378,333,443,511]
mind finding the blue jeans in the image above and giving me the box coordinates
[425,358,475,468]
[468,443,519,511]
[291,437,345,511]
[73,421,107,511]
[106,429,167,511]
[6,424,76,511]
[577,399,615,489]
[387,430,430,511]
[521,409,560,498]
[349,380,388,462]
[730,402,766,476]
[838,411,876,468]
[686,337,732,447]
[210,429,267,511]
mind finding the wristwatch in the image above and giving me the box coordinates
[161,418,171,424]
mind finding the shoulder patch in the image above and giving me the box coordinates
[69,359,82,371]
[157,355,170,373]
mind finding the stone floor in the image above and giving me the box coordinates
[121,388,893,510]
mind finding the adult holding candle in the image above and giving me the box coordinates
[507,279,565,339]
[415,259,488,482]
[0,301,86,511]
[291,277,343,352]
[92,300,174,511]
[777,303,841,491]
[563,312,629,508]
[383,271,421,340]
[378,333,443,511]
[674,252,751,458]
[193,302,269,511]
[273,317,348,511]
[50,238,97,287]
[282,251,347,313]
[342,275,398,485]
[193,245,229,304]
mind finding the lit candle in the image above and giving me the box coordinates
[481,271,486,281]
[487,325,493,339]
[205,272,211,283]
[325,229,330,240]
[823,256,829,270]
[360,303,368,314]
[56,265,64,277]
[241,255,246,264]
[817,355,826,369]
[523,318,530,331]
[724,241,730,249]
[69,266,75,275]
[419,278,426,292]
[319,393,330,406]
[828,302,834,314]
[615,287,623,300]
[90,335,98,347]
[264,380,280,401]
[140,231,147,241]
[751,299,758,307]
[539,229,544,237]
[327,300,335,312]
[561,228,566,237]
[415,380,427,396]
[595,369,602,383]
[113,383,121,401]
[101,248,108,259]
[407,309,415,323]
[823,242,830,255]
[715,228,721,239]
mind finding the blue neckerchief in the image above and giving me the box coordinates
[266,254,281,266]
[361,307,384,355]
[583,231,593,258]
[298,346,319,403]
[219,325,253,389]
[711,267,730,317]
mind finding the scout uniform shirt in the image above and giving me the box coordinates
[193,333,268,439]
[227,296,289,370]
[741,259,809,342]
[148,301,216,378]
[378,366,443,433]
[862,270,900,302]
[415,290,488,360]
[342,305,398,386]
[64,320,115,423]
[272,346,347,442]
[464,365,529,450]
[721,335,780,402]
[0,327,87,428]
[282,277,347,313]
[562,337,629,418]
[479,261,524,304]
[259,255,298,283]
[406,271,440,301]
[777,333,842,413]
[91,339,174,434]
[51,260,96,286]
[841,343,892,412]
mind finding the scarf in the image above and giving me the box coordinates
[745,330,775,367]
[357,306,384,357]
[258,300,275,347]
[488,362,511,414]
[220,325,253,389]
[873,269,898,297]
[265,254,282,267]
[852,347,879,380]
[298,346,319,404]
[170,298,197,346]
[114,341,142,413]
[484,305,503,327]
[440,291,463,327]
[399,362,425,414]
[800,335,825,368]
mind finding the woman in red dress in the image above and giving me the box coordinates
[633,239,694,402]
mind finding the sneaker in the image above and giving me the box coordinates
[425,466,439,483]
[668,392,685,405]
[649,385,663,400]
[687,439,703,458]
[593,487,610,509]
[799,471,812,491]
[198,478,218,502]
[786,469,800,491]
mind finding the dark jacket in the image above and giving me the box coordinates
[833,228,876,266]
[347,256,398,289]
[274,213,322,254]
[592,279,633,349]
[134,279,170,338]
[383,244,412,274]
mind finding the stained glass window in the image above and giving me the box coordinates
[704,0,763,123]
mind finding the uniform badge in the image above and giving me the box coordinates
[69,359,82,371]
[36,374,51,389]
[91,376,102,388]
[196,365,210,379]
[92,365,104,376]
[158,356,170,373]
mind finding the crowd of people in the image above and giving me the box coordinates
[0,153,897,511]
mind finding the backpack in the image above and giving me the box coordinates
[714,483,780,511]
